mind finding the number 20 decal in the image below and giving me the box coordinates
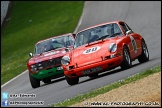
[130,36,137,53]
[83,46,100,54]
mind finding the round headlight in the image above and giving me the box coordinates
[30,65,36,69]
[37,63,43,70]
[30,65,37,72]
[61,56,70,66]
[109,43,117,52]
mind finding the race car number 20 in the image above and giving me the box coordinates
[83,46,100,54]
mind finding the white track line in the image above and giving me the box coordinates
[73,2,85,33]
[1,70,28,88]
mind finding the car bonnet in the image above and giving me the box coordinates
[72,39,117,67]
[29,48,67,64]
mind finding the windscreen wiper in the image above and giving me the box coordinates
[97,34,110,41]
[97,32,121,41]
[52,47,62,50]
[86,39,103,46]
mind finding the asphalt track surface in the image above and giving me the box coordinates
[1,1,161,107]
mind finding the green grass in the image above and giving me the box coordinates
[51,65,161,107]
[1,1,84,85]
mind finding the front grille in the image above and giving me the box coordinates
[35,57,63,71]
[43,56,62,67]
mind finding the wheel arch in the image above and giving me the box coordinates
[122,43,130,55]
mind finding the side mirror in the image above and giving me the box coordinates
[29,53,33,57]
[126,30,132,36]
[65,48,70,52]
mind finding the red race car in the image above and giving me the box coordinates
[61,21,149,85]
[27,33,75,88]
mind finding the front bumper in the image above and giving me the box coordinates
[64,56,123,78]
[31,67,64,79]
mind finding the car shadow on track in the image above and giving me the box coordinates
[78,62,143,84]
[78,57,160,85]
[39,57,158,87]
[40,76,65,87]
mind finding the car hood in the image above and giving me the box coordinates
[72,38,118,67]
[29,47,72,65]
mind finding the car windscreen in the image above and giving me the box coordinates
[34,35,74,55]
[74,23,122,48]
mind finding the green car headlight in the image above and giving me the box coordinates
[30,65,37,72]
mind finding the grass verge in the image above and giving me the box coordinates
[51,65,161,107]
[1,1,84,85]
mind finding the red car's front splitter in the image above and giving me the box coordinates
[64,56,123,78]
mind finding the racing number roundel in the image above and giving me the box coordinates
[130,36,137,53]
[83,46,100,54]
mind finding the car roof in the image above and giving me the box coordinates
[76,20,124,34]
[36,33,73,45]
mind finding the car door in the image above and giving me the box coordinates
[119,22,139,60]
[125,23,141,57]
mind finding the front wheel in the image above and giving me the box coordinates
[29,73,40,88]
[138,40,149,63]
[121,46,132,70]
[65,76,79,85]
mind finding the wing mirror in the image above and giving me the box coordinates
[72,34,76,39]
[65,48,70,52]
[29,53,33,57]
[126,30,132,36]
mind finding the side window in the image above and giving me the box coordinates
[125,23,133,32]
[113,23,122,36]
[119,23,129,35]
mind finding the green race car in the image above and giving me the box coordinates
[27,33,75,88]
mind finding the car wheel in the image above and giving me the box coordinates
[43,78,51,84]
[121,46,132,70]
[138,40,149,63]
[29,73,40,88]
[65,76,79,85]
[88,73,98,78]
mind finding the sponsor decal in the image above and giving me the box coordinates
[83,46,100,54]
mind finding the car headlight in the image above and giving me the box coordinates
[30,65,37,72]
[38,63,43,70]
[108,43,117,52]
[61,56,70,66]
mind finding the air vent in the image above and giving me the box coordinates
[69,65,74,70]
[105,56,110,60]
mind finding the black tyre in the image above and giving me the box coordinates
[138,40,149,63]
[29,73,40,88]
[65,76,79,85]
[121,46,132,70]
[88,73,98,78]
[42,78,51,84]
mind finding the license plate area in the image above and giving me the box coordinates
[82,66,102,75]
[56,66,63,71]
